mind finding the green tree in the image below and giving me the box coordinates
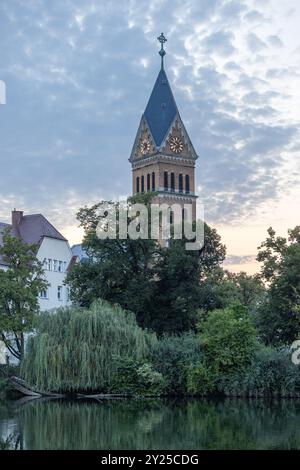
[151,224,226,333]
[21,299,158,393]
[229,271,265,310]
[67,193,158,326]
[196,269,264,315]
[0,231,48,361]
[198,303,258,371]
[67,194,226,334]
[187,304,258,395]
[256,226,300,344]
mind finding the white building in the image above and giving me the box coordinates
[0,210,75,363]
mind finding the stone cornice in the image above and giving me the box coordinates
[130,153,196,169]
[154,190,198,200]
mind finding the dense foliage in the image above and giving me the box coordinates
[21,300,159,394]
[256,226,300,344]
[110,358,165,396]
[0,231,48,361]
[20,297,300,397]
[150,333,202,394]
[67,194,226,334]
[12,217,300,398]
[218,347,300,397]
[187,304,259,395]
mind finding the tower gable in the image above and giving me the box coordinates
[161,113,198,160]
[129,116,156,162]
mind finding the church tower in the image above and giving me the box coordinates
[129,33,198,220]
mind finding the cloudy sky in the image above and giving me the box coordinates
[0,0,299,273]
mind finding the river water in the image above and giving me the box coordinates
[1,398,300,450]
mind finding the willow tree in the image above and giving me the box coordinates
[21,300,158,393]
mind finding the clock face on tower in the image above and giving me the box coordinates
[170,136,183,153]
[140,139,151,154]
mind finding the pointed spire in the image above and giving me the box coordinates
[144,69,177,147]
[157,33,167,70]
[130,33,198,161]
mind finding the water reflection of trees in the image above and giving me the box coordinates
[1,398,300,450]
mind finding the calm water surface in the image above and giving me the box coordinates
[1,398,300,450]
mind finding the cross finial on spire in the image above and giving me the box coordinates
[157,33,167,70]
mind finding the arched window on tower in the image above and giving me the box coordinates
[171,172,175,192]
[179,174,183,193]
[185,175,190,194]
[147,173,150,192]
[141,175,144,193]
[136,176,140,193]
[164,171,168,191]
[152,172,155,191]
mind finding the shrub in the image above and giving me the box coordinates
[197,303,258,374]
[184,304,258,396]
[136,363,165,396]
[186,361,217,395]
[219,347,300,397]
[151,333,202,395]
[110,357,165,396]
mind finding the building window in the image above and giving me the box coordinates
[171,172,175,192]
[164,171,168,191]
[57,286,63,301]
[141,175,144,193]
[179,174,183,193]
[152,172,155,191]
[185,175,190,194]
[136,176,140,193]
[58,261,63,272]
[40,289,48,300]
[48,259,52,271]
[66,287,70,302]
[147,173,150,191]
[63,261,67,272]
[53,260,58,272]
